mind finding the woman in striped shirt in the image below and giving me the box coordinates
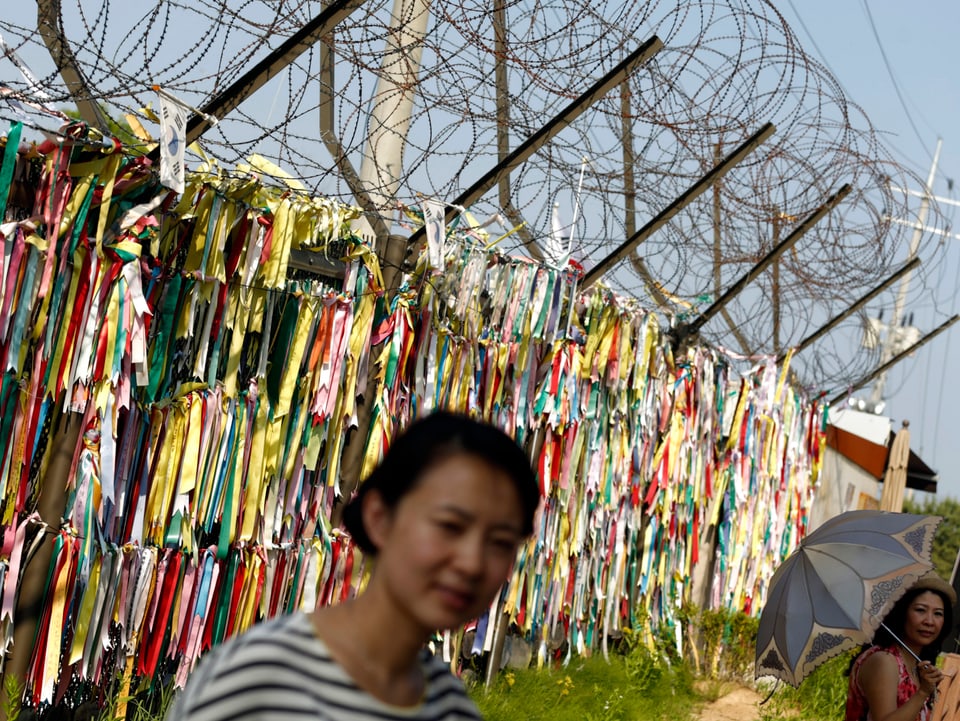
[167,411,541,720]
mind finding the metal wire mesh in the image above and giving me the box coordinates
[0,0,950,393]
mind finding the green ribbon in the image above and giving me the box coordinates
[211,550,241,645]
[0,122,23,222]
[266,295,300,412]
[146,273,183,402]
[0,372,19,457]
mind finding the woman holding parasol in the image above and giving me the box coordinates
[845,572,956,721]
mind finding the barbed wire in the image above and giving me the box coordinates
[0,0,950,392]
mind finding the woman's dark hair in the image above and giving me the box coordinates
[341,411,540,554]
[871,585,955,662]
[848,584,956,675]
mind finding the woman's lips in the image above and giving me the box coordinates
[436,585,473,611]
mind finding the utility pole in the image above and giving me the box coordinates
[335,0,433,514]
[354,0,431,256]
[868,139,960,406]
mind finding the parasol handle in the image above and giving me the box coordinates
[879,622,937,703]
[880,622,923,664]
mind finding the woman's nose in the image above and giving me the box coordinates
[453,536,485,578]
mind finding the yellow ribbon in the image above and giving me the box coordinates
[41,538,75,703]
[68,554,102,665]
[235,550,263,635]
[222,289,254,399]
[145,403,185,544]
[94,153,122,257]
[184,188,216,274]
[222,401,248,545]
[239,402,270,542]
[261,198,293,289]
[178,393,204,496]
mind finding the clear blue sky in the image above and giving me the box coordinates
[778,1,960,498]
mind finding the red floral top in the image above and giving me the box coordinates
[845,645,931,721]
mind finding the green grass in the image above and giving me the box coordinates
[471,644,700,721]
[469,608,852,721]
[758,652,853,721]
[3,674,25,721]
[16,606,850,720]
[78,654,703,721]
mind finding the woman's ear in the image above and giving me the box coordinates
[360,489,393,551]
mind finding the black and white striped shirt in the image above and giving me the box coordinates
[165,612,482,721]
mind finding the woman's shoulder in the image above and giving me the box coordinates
[167,613,340,720]
[856,645,903,682]
[197,612,336,680]
[859,647,897,665]
[859,643,900,660]
[215,612,322,658]
[419,651,482,719]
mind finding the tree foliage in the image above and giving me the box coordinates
[64,105,146,153]
[904,495,960,581]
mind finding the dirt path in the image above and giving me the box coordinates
[696,685,765,721]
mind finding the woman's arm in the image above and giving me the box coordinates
[859,652,939,721]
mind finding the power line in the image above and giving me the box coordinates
[784,0,849,97]
[860,0,935,164]
[784,0,923,176]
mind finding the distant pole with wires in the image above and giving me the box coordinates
[335,0,433,525]
[354,0,431,269]
[869,139,941,406]
[567,156,589,259]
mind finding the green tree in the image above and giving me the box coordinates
[64,104,147,154]
[903,495,960,581]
